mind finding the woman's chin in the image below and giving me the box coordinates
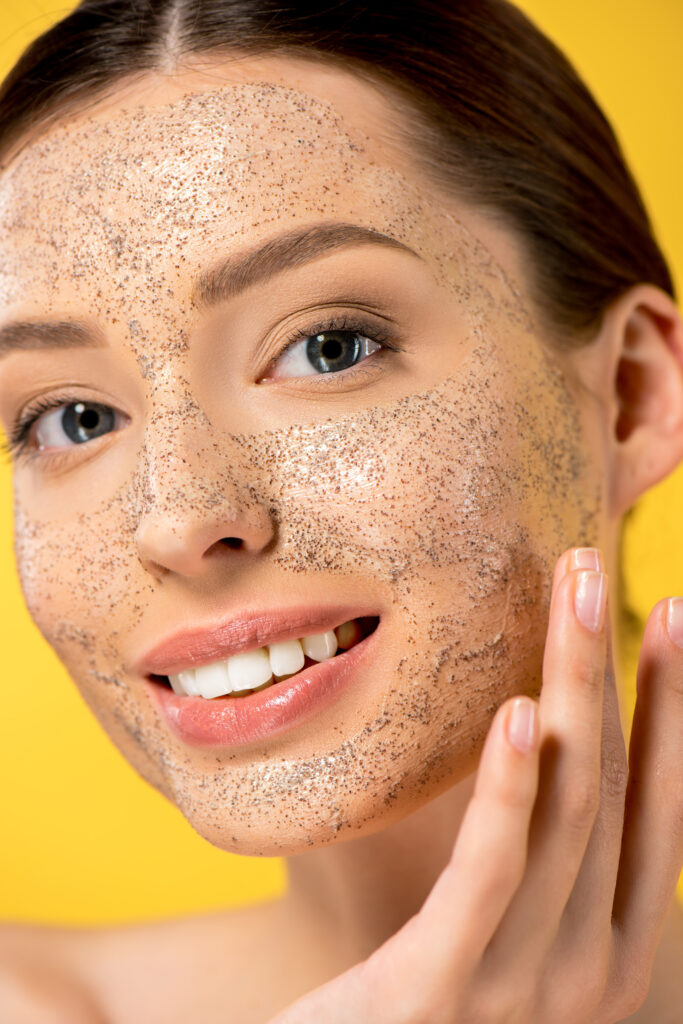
[177,751,478,857]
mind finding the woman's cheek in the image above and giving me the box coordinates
[244,361,592,588]
[12,487,139,688]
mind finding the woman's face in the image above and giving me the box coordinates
[0,56,606,854]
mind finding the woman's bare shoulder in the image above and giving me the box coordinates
[0,920,109,1022]
[0,900,289,1024]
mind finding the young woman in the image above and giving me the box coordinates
[0,1,681,1021]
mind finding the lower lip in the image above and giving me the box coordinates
[146,624,381,749]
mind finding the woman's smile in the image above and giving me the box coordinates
[146,614,383,749]
[136,603,382,747]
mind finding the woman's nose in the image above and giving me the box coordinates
[130,388,279,578]
[132,435,277,578]
[135,499,277,579]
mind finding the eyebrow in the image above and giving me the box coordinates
[0,222,420,358]
[0,320,104,359]
[192,222,421,308]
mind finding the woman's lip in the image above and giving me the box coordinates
[135,604,379,677]
[146,623,381,749]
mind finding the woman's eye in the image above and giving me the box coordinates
[34,401,119,450]
[269,329,384,379]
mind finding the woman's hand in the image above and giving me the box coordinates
[269,547,683,1023]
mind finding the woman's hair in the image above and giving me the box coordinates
[0,0,675,345]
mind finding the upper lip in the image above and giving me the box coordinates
[134,604,378,678]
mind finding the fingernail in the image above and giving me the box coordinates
[507,698,538,753]
[571,548,603,572]
[666,598,683,649]
[574,571,607,633]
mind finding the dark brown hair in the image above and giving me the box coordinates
[0,0,675,345]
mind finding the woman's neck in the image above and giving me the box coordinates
[284,772,476,964]
[283,768,683,1022]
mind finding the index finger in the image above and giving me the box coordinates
[539,558,608,838]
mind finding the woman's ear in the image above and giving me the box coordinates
[596,284,683,519]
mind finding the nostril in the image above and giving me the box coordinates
[221,537,243,549]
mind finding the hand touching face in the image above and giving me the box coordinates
[269,548,683,1023]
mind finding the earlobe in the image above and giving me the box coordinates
[608,286,683,518]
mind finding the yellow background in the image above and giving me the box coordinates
[0,0,681,925]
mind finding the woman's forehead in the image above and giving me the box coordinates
[0,78,535,339]
[0,85,410,300]
[7,80,375,191]
[1,81,425,238]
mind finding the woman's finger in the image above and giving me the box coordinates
[481,553,608,973]
[375,695,541,995]
[611,598,683,979]
[280,699,541,1024]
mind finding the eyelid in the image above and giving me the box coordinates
[2,392,125,464]
[260,310,404,381]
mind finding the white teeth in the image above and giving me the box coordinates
[302,630,338,662]
[267,638,305,677]
[167,622,357,697]
[193,661,232,699]
[168,673,186,695]
[179,669,200,696]
[227,648,273,692]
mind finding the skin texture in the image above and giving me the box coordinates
[0,58,605,856]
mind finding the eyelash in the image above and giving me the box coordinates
[1,314,400,465]
[265,313,398,372]
[1,393,78,464]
